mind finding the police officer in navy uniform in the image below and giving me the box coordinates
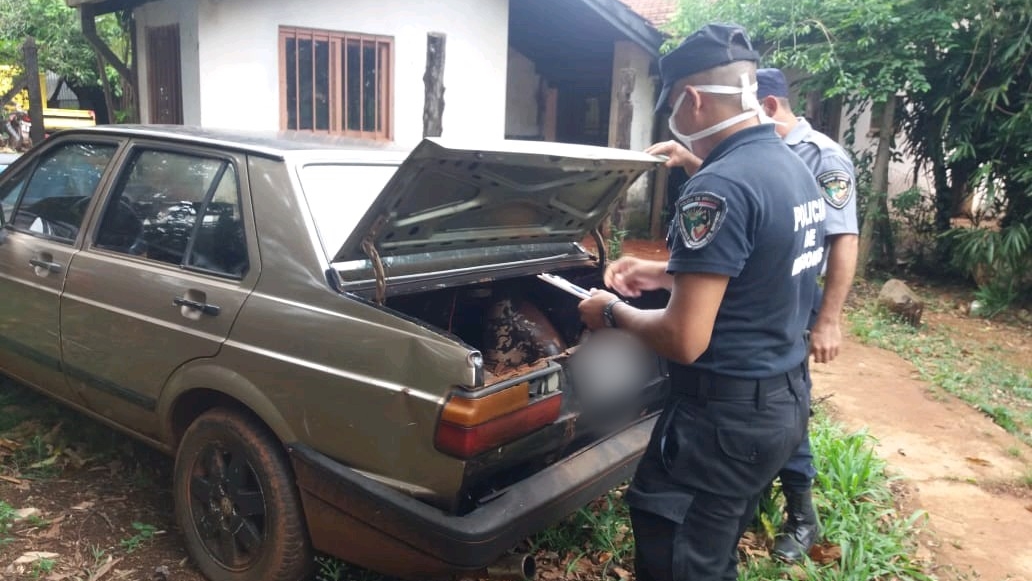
[647,67,860,562]
[755,67,859,562]
[579,24,827,581]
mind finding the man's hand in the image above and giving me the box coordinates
[809,317,842,363]
[604,257,672,297]
[646,140,703,174]
[578,289,620,330]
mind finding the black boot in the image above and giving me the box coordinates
[772,488,819,562]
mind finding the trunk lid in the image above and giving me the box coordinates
[332,138,660,265]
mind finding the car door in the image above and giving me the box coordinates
[0,139,121,403]
[61,143,258,439]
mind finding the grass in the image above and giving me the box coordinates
[524,407,932,581]
[848,299,1032,446]
[0,500,15,545]
[120,521,159,553]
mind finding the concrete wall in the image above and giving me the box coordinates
[135,0,510,147]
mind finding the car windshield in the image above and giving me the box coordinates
[298,163,398,260]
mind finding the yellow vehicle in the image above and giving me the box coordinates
[42,107,97,135]
[1,66,97,137]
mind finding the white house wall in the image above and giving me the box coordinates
[174,0,510,146]
[136,0,201,124]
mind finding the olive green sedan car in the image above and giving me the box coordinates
[0,126,668,581]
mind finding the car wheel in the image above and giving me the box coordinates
[173,408,313,581]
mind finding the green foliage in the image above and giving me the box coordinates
[119,521,157,553]
[0,0,128,91]
[667,0,1032,273]
[607,227,628,260]
[945,221,1032,315]
[0,500,15,544]
[890,187,939,267]
[529,488,634,576]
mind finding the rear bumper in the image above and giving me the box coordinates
[288,415,655,579]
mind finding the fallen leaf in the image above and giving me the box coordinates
[808,542,842,564]
[72,501,95,511]
[40,521,63,539]
[28,453,60,469]
[63,447,89,469]
[964,457,992,467]
[151,565,170,581]
[13,507,40,522]
[87,557,123,581]
[13,551,60,565]
[611,565,632,580]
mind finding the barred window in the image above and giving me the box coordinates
[279,27,392,140]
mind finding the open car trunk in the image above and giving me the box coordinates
[331,138,667,513]
[386,268,670,514]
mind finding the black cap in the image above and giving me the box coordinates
[655,23,759,112]
[757,68,789,99]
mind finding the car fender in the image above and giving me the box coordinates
[156,358,297,447]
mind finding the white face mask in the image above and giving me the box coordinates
[667,72,768,153]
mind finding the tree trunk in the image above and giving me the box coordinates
[857,95,896,273]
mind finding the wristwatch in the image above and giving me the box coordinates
[602,299,624,328]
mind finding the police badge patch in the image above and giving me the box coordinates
[817,169,854,209]
[676,192,727,249]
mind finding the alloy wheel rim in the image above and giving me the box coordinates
[188,441,268,571]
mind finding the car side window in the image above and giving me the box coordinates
[0,168,28,226]
[96,149,249,278]
[6,142,117,242]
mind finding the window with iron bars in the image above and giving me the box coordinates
[279,27,392,140]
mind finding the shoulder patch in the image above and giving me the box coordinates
[676,192,727,249]
[817,169,853,209]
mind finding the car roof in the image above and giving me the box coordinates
[53,125,413,161]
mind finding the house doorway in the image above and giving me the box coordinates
[146,24,183,124]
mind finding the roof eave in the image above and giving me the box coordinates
[66,0,155,15]
[577,0,664,56]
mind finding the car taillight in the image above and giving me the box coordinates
[434,382,562,458]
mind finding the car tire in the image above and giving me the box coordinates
[173,408,313,581]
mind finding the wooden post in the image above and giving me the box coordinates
[649,166,669,240]
[422,32,446,138]
[606,68,636,235]
[22,37,44,145]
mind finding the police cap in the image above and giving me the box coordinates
[655,23,760,112]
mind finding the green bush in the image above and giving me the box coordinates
[945,221,1032,315]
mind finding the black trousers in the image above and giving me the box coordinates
[626,365,809,581]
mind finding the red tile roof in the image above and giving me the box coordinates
[618,0,678,27]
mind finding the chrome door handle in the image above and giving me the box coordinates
[173,297,221,316]
[29,258,62,273]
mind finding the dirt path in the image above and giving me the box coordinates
[812,339,1032,581]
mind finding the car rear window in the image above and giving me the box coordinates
[298,163,397,260]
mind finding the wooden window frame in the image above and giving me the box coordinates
[279,26,394,141]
